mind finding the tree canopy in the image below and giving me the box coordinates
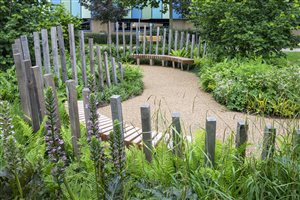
[190,0,300,59]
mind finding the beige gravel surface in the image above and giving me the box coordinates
[98,65,299,152]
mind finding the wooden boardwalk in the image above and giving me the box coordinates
[66,101,166,147]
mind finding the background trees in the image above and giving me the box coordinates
[190,0,300,59]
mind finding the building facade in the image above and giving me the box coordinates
[48,0,194,32]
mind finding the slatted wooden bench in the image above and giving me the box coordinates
[132,54,194,70]
[65,101,166,147]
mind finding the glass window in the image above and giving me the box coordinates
[71,0,81,17]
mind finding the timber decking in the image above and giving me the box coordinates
[65,101,165,147]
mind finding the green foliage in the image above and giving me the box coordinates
[0,1,81,70]
[198,57,300,117]
[171,48,189,57]
[190,0,300,59]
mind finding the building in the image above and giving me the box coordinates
[48,0,194,32]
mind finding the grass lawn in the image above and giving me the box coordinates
[286,52,300,66]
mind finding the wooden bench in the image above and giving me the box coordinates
[132,54,194,70]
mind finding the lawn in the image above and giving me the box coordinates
[286,52,300,66]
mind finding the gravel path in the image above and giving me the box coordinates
[98,65,299,150]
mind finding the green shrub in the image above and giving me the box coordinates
[190,0,300,59]
[198,58,300,117]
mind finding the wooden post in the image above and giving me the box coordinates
[116,22,119,58]
[162,28,167,66]
[203,41,207,57]
[66,80,81,159]
[57,25,68,83]
[190,34,195,58]
[110,95,124,137]
[197,36,201,58]
[143,25,146,54]
[205,117,216,167]
[122,22,126,56]
[185,33,190,51]
[32,66,45,121]
[108,21,112,55]
[96,46,104,89]
[168,29,173,55]
[141,104,153,162]
[51,27,59,77]
[24,60,40,132]
[155,26,160,55]
[235,121,248,159]
[44,73,61,130]
[79,30,87,87]
[68,24,78,84]
[82,88,90,128]
[172,112,182,157]
[261,125,276,160]
[111,57,118,84]
[12,53,30,117]
[174,30,178,51]
[118,62,124,81]
[104,51,111,87]
[180,32,184,49]
[20,35,31,63]
[89,38,95,76]
[135,22,139,55]
[129,23,133,54]
[33,32,43,70]
[41,29,51,74]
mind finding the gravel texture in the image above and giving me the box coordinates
[98,65,299,152]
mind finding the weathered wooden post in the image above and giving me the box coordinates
[172,112,182,157]
[24,60,40,132]
[96,46,104,89]
[79,30,87,87]
[149,23,153,65]
[68,24,78,84]
[51,27,59,77]
[180,32,184,50]
[33,32,43,70]
[116,22,119,58]
[57,25,68,82]
[66,80,81,159]
[12,52,30,118]
[190,34,195,59]
[136,22,139,54]
[197,36,201,58]
[261,125,276,160]
[235,121,248,159]
[205,117,216,167]
[44,73,61,130]
[185,33,190,51]
[162,28,167,66]
[104,51,111,87]
[108,21,112,55]
[20,35,31,63]
[129,23,133,54]
[89,38,95,76]
[143,25,146,54]
[32,66,45,121]
[111,57,118,84]
[168,29,173,56]
[174,30,178,51]
[203,41,207,57]
[155,26,160,55]
[141,104,153,162]
[82,88,91,128]
[118,62,124,81]
[122,22,126,56]
[110,95,124,136]
[41,30,51,74]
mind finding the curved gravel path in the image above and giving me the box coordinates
[98,65,299,150]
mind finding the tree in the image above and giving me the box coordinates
[0,0,81,70]
[190,0,300,59]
